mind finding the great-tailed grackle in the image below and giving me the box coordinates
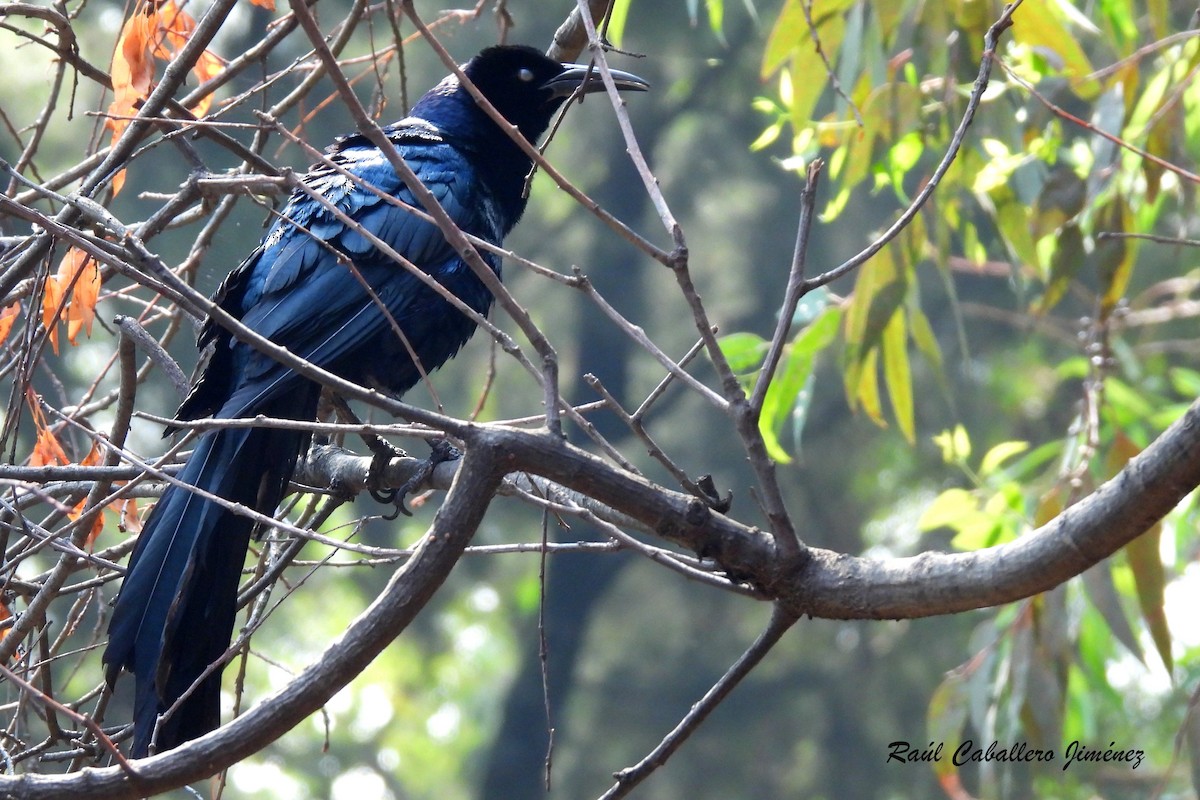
[104,45,647,758]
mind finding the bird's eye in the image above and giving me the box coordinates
[516,67,535,82]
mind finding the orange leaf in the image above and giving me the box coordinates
[31,428,70,467]
[62,252,102,345]
[152,0,193,55]
[247,0,275,10]
[43,248,102,351]
[0,301,20,346]
[104,0,225,194]
[68,496,107,549]
[119,498,144,534]
[79,440,104,467]
[40,272,64,355]
[26,389,70,467]
[152,2,225,113]
[190,49,226,117]
[106,3,156,140]
[0,599,10,648]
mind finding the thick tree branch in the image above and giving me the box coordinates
[0,447,505,799]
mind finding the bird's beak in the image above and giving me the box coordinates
[542,63,650,98]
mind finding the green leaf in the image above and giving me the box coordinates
[844,249,906,416]
[907,300,956,415]
[1126,522,1172,675]
[993,198,1038,272]
[855,346,885,427]
[718,331,769,374]
[706,0,726,42]
[888,131,924,197]
[791,16,846,130]
[844,247,906,354]
[979,441,1030,476]
[760,306,842,462]
[1107,432,1173,674]
[1035,223,1085,313]
[1169,367,1200,397]
[926,671,969,781]
[881,307,915,443]
[789,371,817,455]
[874,0,908,46]
[750,120,784,151]
[932,425,971,464]
[1011,0,1099,98]
[1081,562,1145,665]
[918,487,979,531]
[1095,194,1136,313]
[762,0,856,78]
[840,82,921,192]
[605,0,633,47]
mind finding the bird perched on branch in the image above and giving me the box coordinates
[104,45,648,758]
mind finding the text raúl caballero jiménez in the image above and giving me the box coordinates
[887,740,1145,770]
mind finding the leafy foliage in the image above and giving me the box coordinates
[746,0,1200,795]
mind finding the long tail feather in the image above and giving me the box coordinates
[105,387,317,757]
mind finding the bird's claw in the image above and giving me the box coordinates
[696,474,732,514]
[373,439,462,520]
[367,442,408,508]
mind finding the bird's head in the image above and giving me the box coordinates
[417,45,649,146]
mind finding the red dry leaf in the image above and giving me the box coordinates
[247,0,274,9]
[0,301,20,346]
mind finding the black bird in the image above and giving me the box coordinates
[104,45,647,758]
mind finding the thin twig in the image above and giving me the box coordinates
[598,606,799,799]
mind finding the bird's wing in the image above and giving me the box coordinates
[191,136,500,419]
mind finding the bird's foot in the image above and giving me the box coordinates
[374,439,462,520]
[367,440,409,506]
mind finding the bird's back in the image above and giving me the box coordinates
[177,121,504,424]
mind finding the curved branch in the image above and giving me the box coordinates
[487,396,1200,620]
[0,447,504,799]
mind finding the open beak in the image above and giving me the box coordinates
[542,63,650,98]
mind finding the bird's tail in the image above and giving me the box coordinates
[105,387,318,757]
